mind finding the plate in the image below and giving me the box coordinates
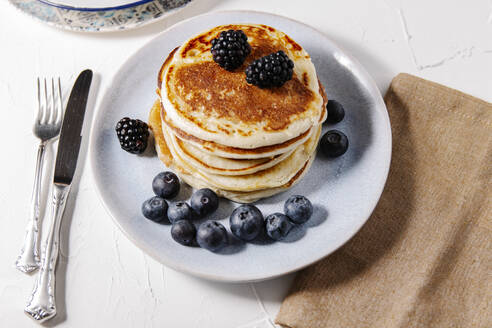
[37,0,153,11]
[90,11,392,282]
[8,0,192,32]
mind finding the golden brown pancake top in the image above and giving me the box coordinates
[165,24,317,132]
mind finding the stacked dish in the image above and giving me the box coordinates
[149,24,327,203]
[9,0,192,32]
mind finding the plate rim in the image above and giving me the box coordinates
[89,10,392,282]
[8,0,193,33]
[37,0,154,12]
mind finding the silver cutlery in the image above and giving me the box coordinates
[25,70,93,323]
[16,78,63,273]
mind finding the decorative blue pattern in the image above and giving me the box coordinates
[9,0,192,32]
[37,0,155,12]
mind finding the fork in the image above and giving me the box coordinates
[16,78,63,273]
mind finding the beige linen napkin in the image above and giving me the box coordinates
[276,73,491,328]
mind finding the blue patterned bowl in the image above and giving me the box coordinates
[9,0,192,32]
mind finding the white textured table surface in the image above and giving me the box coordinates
[1,0,490,327]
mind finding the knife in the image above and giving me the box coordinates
[25,70,93,323]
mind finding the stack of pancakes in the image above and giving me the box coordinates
[149,24,327,203]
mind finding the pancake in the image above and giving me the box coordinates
[159,80,327,160]
[161,105,318,159]
[174,136,296,176]
[148,100,317,203]
[162,121,321,192]
[177,155,315,203]
[157,40,328,159]
[160,24,324,149]
[149,100,173,166]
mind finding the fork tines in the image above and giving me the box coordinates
[37,77,63,125]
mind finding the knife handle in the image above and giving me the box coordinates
[25,183,70,323]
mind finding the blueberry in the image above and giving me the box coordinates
[284,195,313,224]
[168,201,194,223]
[229,205,264,241]
[141,196,168,222]
[325,100,345,124]
[190,188,219,217]
[320,130,348,157]
[196,220,228,252]
[171,220,196,246]
[265,213,294,241]
[152,171,180,199]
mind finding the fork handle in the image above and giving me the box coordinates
[25,183,70,323]
[16,142,47,273]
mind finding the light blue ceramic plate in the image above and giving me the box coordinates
[90,11,392,282]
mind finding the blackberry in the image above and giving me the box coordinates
[115,117,149,154]
[211,29,251,71]
[245,50,294,88]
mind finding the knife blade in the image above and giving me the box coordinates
[53,69,93,185]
